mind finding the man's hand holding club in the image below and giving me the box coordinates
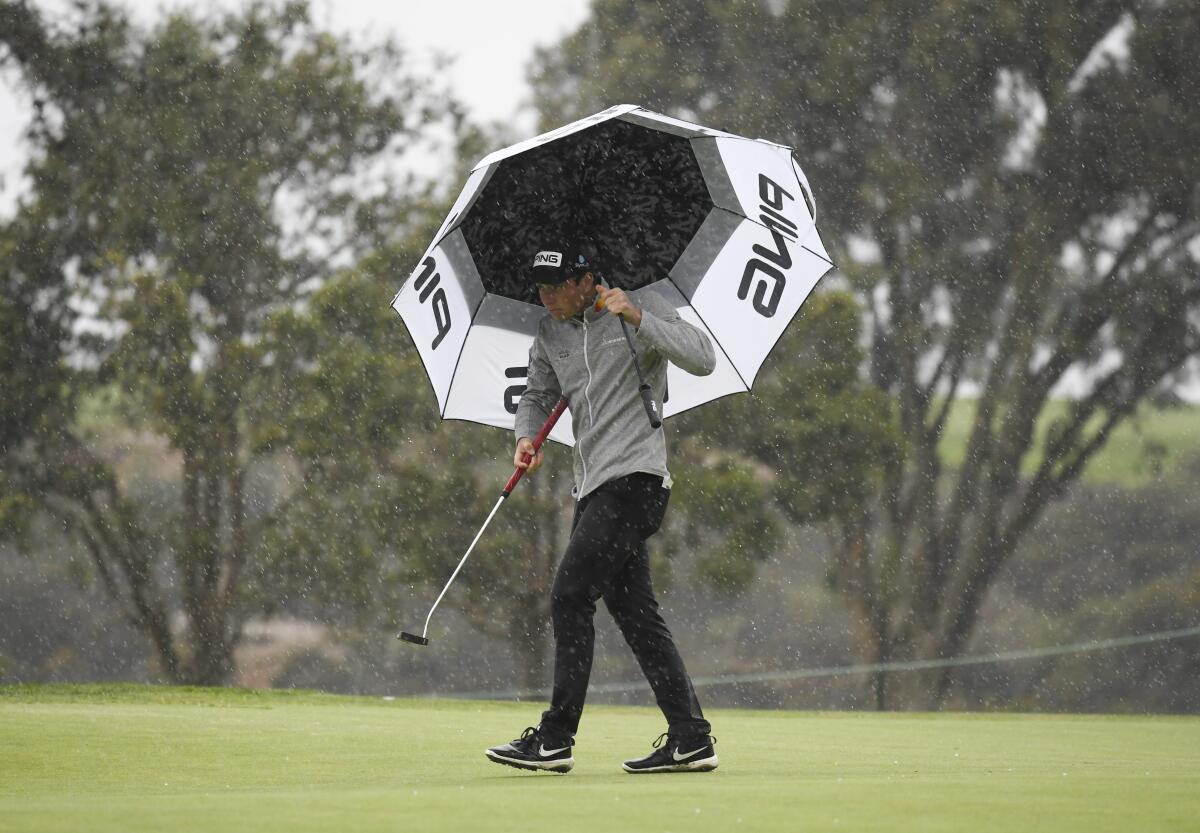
[514,437,545,473]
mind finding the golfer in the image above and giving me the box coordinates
[485,244,719,775]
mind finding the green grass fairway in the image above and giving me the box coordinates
[938,399,1200,487]
[2,685,1198,833]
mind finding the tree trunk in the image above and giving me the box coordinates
[179,440,244,686]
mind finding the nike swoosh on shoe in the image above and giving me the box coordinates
[539,744,571,757]
[672,746,708,762]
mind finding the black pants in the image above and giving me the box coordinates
[539,472,710,740]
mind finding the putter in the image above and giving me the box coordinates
[398,397,568,647]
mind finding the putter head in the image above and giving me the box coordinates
[398,631,429,646]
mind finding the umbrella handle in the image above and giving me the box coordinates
[617,315,663,429]
[503,397,568,496]
[638,383,662,429]
[591,295,662,429]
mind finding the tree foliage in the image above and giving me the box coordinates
[667,290,901,591]
[0,0,448,684]
[0,204,73,540]
[531,0,1200,706]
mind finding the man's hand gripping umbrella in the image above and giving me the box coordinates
[398,397,568,647]
[594,285,662,429]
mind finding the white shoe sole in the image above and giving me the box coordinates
[485,749,574,773]
[622,754,719,773]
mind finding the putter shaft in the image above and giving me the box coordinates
[398,398,568,646]
[411,492,507,642]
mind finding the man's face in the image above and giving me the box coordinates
[537,273,595,320]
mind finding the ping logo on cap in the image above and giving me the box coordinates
[533,251,563,268]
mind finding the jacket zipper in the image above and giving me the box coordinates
[577,316,596,498]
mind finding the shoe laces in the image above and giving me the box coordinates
[653,732,716,750]
[520,726,574,747]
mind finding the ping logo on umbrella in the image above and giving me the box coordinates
[503,366,527,414]
[533,251,563,267]
[738,174,798,318]
[414,256,452,349]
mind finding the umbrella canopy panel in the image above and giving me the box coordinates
[458,118,713,304]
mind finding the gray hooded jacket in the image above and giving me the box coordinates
[514,290,716,500]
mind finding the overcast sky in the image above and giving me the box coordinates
[0,0,592,214]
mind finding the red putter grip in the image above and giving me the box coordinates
[503,397,568,496]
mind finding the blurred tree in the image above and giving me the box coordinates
[531,0,1200,706]
[996,452,1200,712]
[0,0,449,684]
[0,204,73,542]
[667,291,901,594]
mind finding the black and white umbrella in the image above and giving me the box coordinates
[392,104,833,445]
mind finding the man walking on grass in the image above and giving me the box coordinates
[484,243,719,775]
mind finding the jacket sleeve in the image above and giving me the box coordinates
[514,330,562,441]
[633,292,717,377]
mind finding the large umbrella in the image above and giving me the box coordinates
[392,104,833,446]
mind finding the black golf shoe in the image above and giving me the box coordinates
[485,726,575,773]
[622,733,718,773]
